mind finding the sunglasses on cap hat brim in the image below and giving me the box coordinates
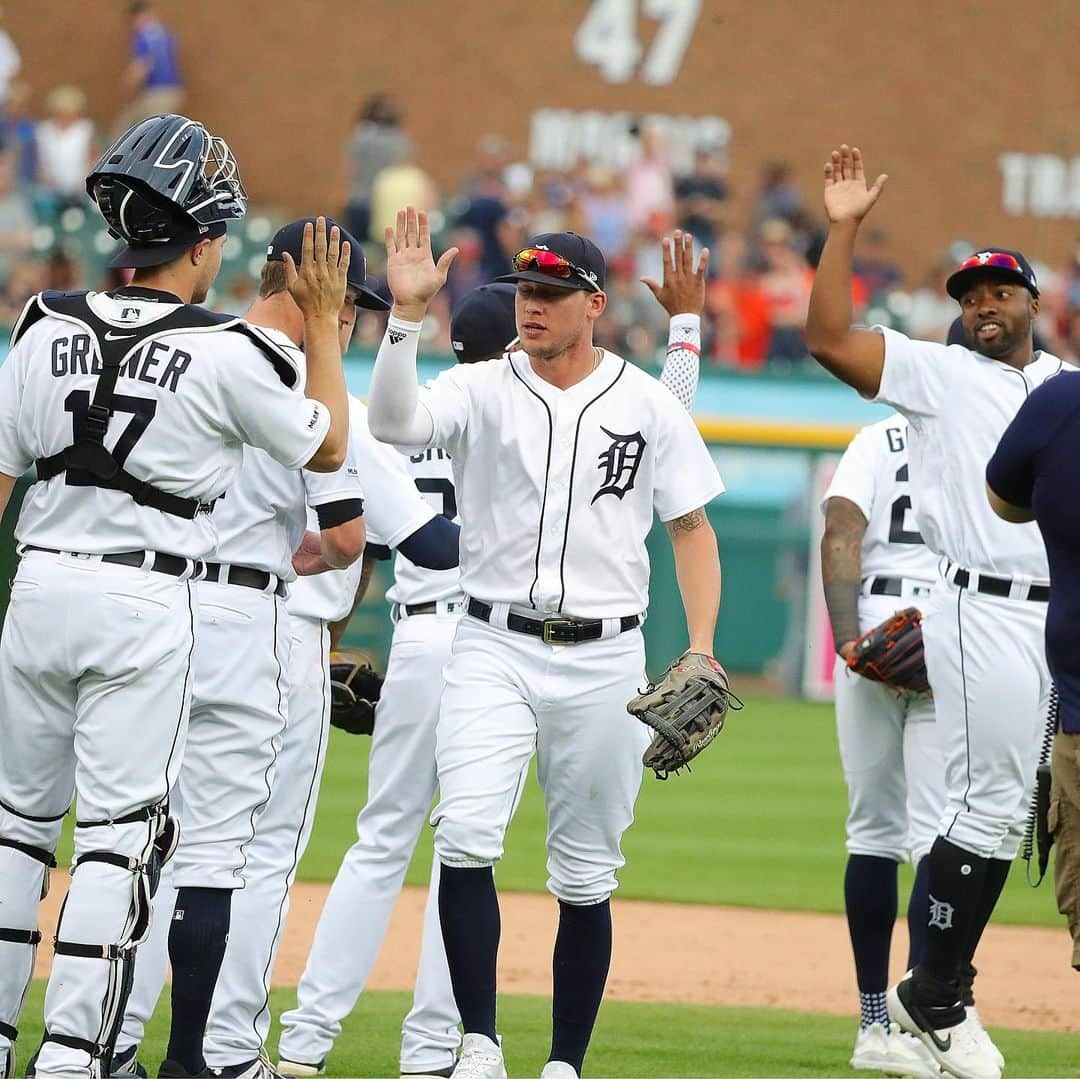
[497,248,602,293]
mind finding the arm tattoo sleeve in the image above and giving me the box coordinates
[660,315,701,412]
[821,496,867,651]
[665,506,707,537]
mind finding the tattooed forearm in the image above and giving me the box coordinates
[666,507,707,537]
[821,496,867,652]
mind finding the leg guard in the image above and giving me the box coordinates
[0,804,64,1079]
[35,801,176,1078]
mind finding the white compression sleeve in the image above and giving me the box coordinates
[660,313,702,413]
[367,315,435,446]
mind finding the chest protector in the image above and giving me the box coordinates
[12,290,299,519]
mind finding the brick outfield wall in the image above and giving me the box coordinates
[8,0,1080,279]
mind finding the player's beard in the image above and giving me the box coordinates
[964,320,1026,361]
[522,326,583,363]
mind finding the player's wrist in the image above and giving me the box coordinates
[390,302,427,325]
[669,312,702,328]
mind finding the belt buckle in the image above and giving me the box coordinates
[542,618,578,645]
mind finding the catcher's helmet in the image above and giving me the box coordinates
[86,114,247,268]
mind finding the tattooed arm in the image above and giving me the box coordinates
[821,496,868,657]
[666,506,722,655]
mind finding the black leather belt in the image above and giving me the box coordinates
[405,602,438,616]
[950,566,1049,603]
[466,598,640,645]
[869,576,903,597]
[202,561,287,598]
[22,545,201,578]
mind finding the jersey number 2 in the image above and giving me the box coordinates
[415,477,457,520]
[63,389,157,487]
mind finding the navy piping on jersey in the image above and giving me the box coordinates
[509,361,554,608]
[945,586,974,838]
[557,359,627,612]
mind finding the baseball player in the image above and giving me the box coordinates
[0,115,350,1079]
[277,233,710,1079]
[822,415,942,1079]
[110,221,462,1079]
[807,144,1067,1079]
[366,207,724,1079]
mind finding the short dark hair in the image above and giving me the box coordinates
[258,260,288,299]
[128,1,151,16]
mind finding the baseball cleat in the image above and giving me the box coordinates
[849,1021,940,1078]
[275,1061,325,1079]
[203,1060,285,1079]
[400,1069,455,1079]
[539,1062,580,1079]
[450,1034,505,1079]
[964,1008,1005,1071]
[887,971,1000,1079]
[111,1046,149,1077]
[158,1062,197,1079]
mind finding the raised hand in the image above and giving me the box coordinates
[823,145,888,225]
[283,216,350,320]
[641,230,709,317]
[384,205,458,321]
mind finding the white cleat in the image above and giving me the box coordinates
[850,1022,940,1078]
[965,1007,1005,1071]
[451,1034,506,1079]
[539,1063,580,1079]
[888,974,1000,1079]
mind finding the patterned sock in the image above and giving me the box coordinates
[859,991,890,1030]
[549,899,612,1073]
[166,887,232,1074]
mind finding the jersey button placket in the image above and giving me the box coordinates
[535,404,575,612]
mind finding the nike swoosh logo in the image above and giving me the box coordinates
[927,1028,951,1053]
[104,331,135,341]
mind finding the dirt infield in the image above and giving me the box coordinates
[32,874,1076,1032]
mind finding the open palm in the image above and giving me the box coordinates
[384,205,458,309]
[823,145,888,225]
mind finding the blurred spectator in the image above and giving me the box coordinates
[759,218,812,366]
[0,10,20,111]
[625,121,674,234]
[35,86,97,216]
[853,227,904,301]
[706,234,771,370]
[344,94,410,243]
[753,161,804,231]
[576,165,629,257]
[595,252,666,359]
[0,82,38,186]
[368,150,438,244]
[0,257,46,324]
[215,272,257,317]
[674,146,728,255]
[115,1,183,134]
[526,170,573,235]
[44,246,83,292]
[463,134,510,200]
[906,256,956,343]
[0,154,33,284]
[443,226,488,309]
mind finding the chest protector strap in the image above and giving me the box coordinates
[19,292,295,520]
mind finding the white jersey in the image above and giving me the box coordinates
[417,344,724,618]
[823,414,938,587]
[288,396,435,623]
[874,325,1068,580]
[0,290,329,560]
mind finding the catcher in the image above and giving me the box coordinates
[821,414,943,1079]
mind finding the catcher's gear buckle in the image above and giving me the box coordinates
[542,618,579,645]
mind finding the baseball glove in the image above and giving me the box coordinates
[329,651,383,736]
[846,606,930,694]
[628,652,742,780]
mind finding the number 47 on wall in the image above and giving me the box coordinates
[574,0,702,85]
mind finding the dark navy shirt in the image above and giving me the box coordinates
[987,369,1080,733]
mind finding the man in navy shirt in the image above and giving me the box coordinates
[115,1,184,135]
[987,375,1080,973]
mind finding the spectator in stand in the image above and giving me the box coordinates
[576,165,630,257]
[0,256,45,325]
[115,1,183,134]
[35,86,97,217]
[0,10,20,112]
[905,255,956,343]
[706,233,771,371]
[674,145,728,256]
[0,154,32,285]
[368,147,438,243]
[0,82,38,187]
[343,93,410,242]
[752,161,804,232]
[43,245,83,292]
[625,120,674,235]
[853,227,904,302]
[593,251,667,359]
[454,138,518,282]
[759,217,812,366]
[443,226,488,309]
[462,134,510,199]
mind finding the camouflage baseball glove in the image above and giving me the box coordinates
[329,651,383,736]
[846,606,930,694]
[628,651,742,779]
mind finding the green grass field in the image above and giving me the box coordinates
[34,692,1073,1077]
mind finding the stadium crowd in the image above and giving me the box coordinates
[0,4,1079,369]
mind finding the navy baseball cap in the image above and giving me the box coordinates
[946,247,1039,301]
[496,232,605,293]
[108,218,227,269]
[450,283,519,363]
[266,217,390,311]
